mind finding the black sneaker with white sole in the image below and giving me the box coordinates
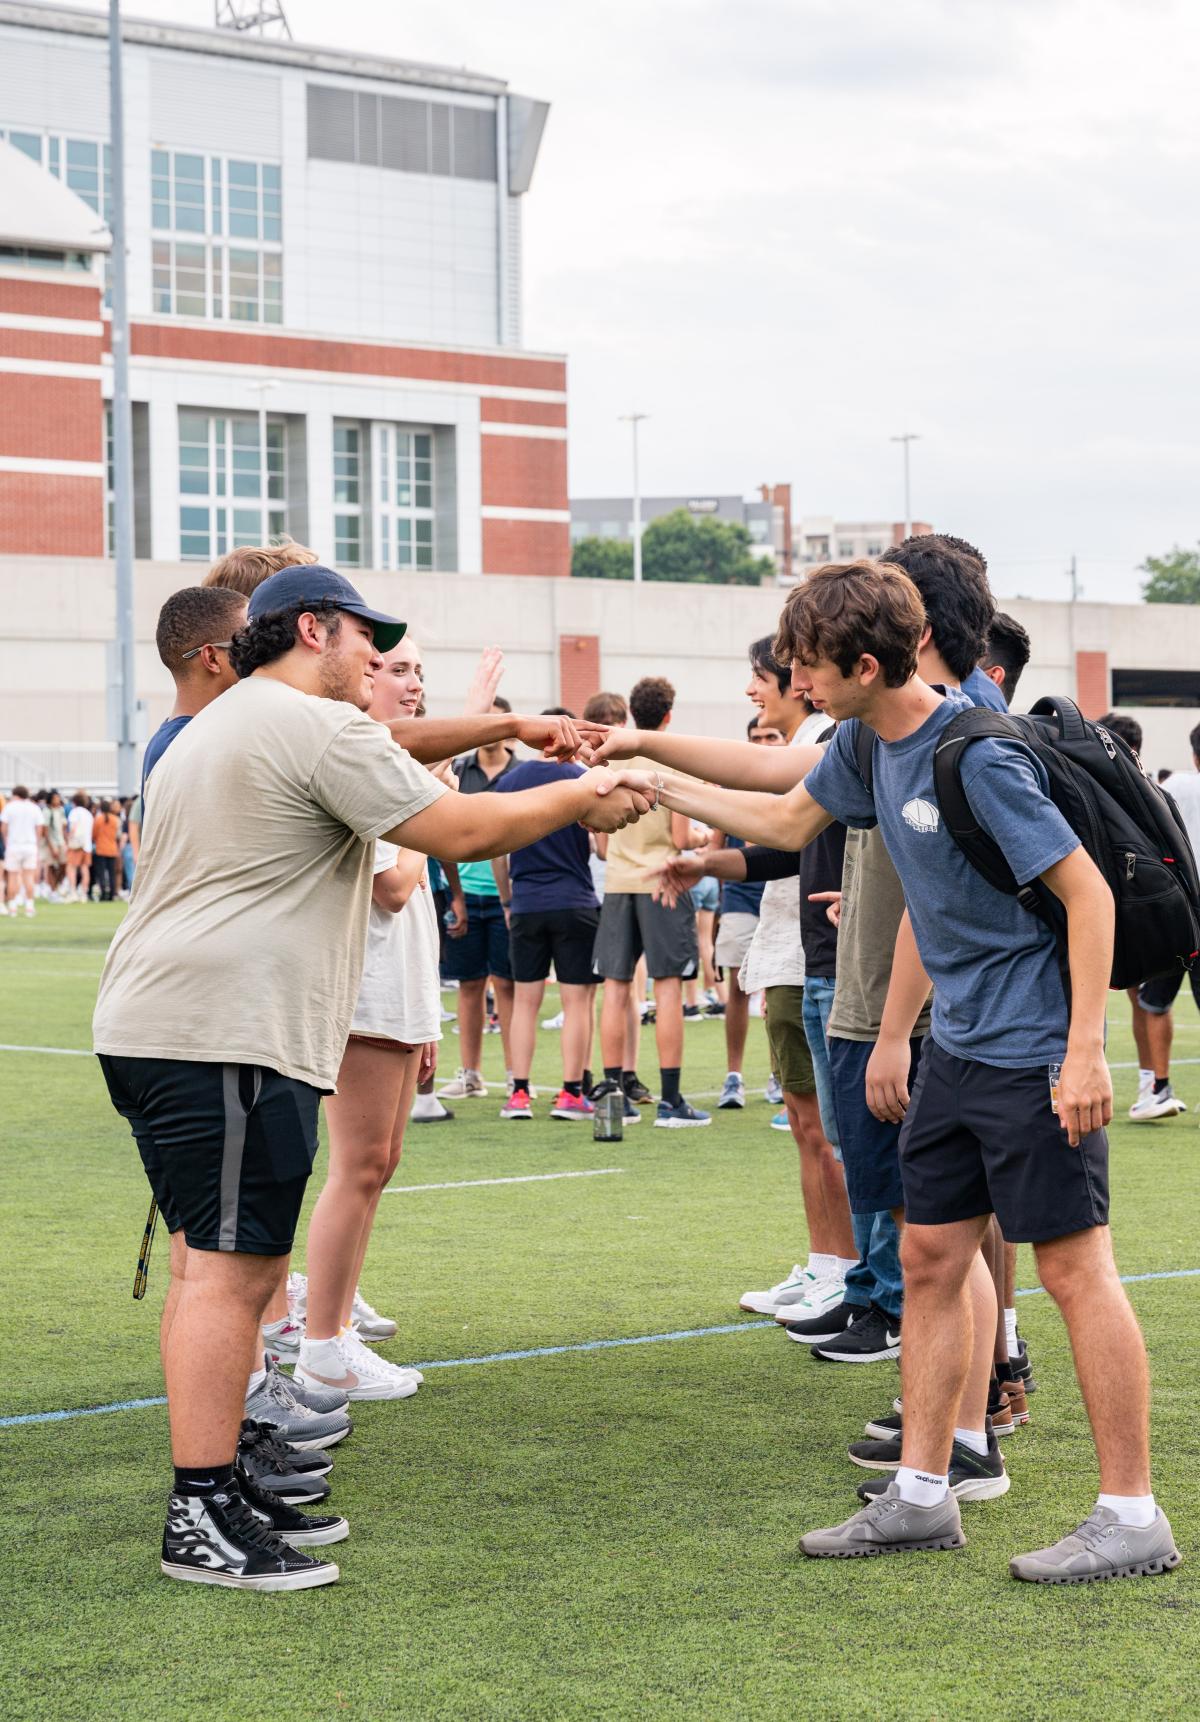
[623,1074,654,1105]
[782,1299,862,1346]
[161,1485,339,1589]
[863,1409,903,1441]
[238,1421,333,1504]
[812,1304,901,1363]
[238,1470,349,1547]
[855,1430,1009,1503]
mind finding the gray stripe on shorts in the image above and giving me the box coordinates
[218,1065,250,1251]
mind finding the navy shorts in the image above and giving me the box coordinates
[99,1055,321,1255]
[509,906,599,986]
[440,893,514,983]
[898,1038,1109,1243]
[828,1034,923,1215]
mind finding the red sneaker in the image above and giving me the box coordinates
[550,1089,595,1121]
[499,1089,533,1120]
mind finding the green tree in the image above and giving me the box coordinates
[1141,544,1200,604]
[570,536,634,580]
[642,509,773,586]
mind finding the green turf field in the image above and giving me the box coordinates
[2,903,1199,1720]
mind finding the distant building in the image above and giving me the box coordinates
[570,484,791,579]
[792,516,934,581]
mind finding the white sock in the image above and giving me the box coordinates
[1138,1066,1154,1089]
[833,1256,858,1279]
[727,1070,742,1080]
[1004,1308,1019,1357]
[245,1367,266,1397]
[299,1334,343,1371]
[806,1252,834,1276]
[1097,1492,1157,1528]
[954,1426,990,1457]
[895,1465,950,1506]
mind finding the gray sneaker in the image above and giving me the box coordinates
[245,1361,352,1451]
[800,1480,965,1559]
[282,1367,350,1417]
[1010,1506,1182,1584]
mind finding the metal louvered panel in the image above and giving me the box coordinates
[381,96,429,173]
[452,105,497,182]
[430,103,451,176]
[355,93,381,167]
[306,84,355,162]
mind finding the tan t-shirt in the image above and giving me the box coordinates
[602,755,678,893]
[93,676,447,1089]
[827,826,933,1044]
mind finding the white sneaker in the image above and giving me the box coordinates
[351,1288,397,1341]
[438,1068,487,1099]
[410,1091,454,1122]
[740,1264,825,1317]
[1129,1084,1186,1121]
[294,1330,420,1401]
[286,1271,308,1320]
[772,1273,848,1324]
[262,1315,304,1362]
[765,1074,783,1105]
[541,1010,564,1030]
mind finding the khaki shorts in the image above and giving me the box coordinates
[715,910,758,972]
[764,984,816,1096]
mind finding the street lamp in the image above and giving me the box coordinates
[619,412,649,583]
[890,432,920,541]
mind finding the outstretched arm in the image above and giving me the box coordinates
[654,771,833,851]
[390,710,581,765]
[386,769,650,862]
[581,724,821,792]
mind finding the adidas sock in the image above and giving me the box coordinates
[299,1335,343,1373]
[895,1465,950,1506]
[174,1461,235,1497]
[1004,1307,1019,1357]
[511,1078,530,1095]
[953,1426,990,1457]
[564,1080,582,1098]
[1098,1492,1157,1528]
[660,1066,682,1106]
[604,1065,623,1086]
[245,1366,266,1397]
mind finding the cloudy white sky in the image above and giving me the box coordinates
[153,0,1199,602]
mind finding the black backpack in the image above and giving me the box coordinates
[854,695,1200,990]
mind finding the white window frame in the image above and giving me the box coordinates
[332,421,365,568]
[151,149,282,324]
[178,410,287,561]
[372,425,434,571]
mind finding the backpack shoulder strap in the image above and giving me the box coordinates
[1028,694,1087,742]
[932,708,1040,901]
[853,721,875,792]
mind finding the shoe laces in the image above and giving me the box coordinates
[218,1486,294,1553]
[351,1288,384,1323]
[263,1361,312,1418]
[341,1326,412,1380]
[241,1419,297,1468]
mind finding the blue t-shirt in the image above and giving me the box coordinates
[804,689,1079,1068]
[494,760,599,915]
[140,715,192,800]
[962,665,1009,712]
[721,834,765,915]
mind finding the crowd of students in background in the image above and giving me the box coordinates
[0,786,139,912]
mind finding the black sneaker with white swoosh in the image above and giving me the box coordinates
[812,1304,901,1363]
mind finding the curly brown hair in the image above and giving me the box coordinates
[773,560,926,689]
[629,676,675,731]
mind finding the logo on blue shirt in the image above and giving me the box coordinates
[901,797,940,834]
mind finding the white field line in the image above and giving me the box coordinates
[385,1168,625,1194]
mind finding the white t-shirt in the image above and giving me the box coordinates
[739,710,829,993]
[2,798,44,850]
[1163,771,1200,865]
[351,840,443,1045]
[67,805,94,852]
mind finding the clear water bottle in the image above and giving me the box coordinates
[593,1085,624,1141]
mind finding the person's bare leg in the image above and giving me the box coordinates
[1144,1007,1173,1082]
[898,1215,992,1475]
[457,977,486,1072]
[1034,1226,1151,1494]
[161,1229,188,1350]
[559,983,592,1084]
[508,980,544,1082]
[983,1217,1009,1365]
[724,971,749,1074]
[344,1050,420,1324]
[164,1247,282,1464]
[622,985,640,1069]
[601,977,632,1069]
[652,975,684,1069]
[491,974,515,1074]
[1004,1241,1017,1308]
[783,1089,855,1258]
[583,983,597,1080]
[1127,986,1152,1073]
[960,1247,998,1431]
[305,1039,409,1340]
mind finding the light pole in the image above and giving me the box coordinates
[108,0,139,794]
[890,432,920,541]
[619,412,648,583]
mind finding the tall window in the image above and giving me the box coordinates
[333,424,363,567]
[152,151,282,323]
[2,129,113,299]
[374,425,434,570]
[178,410,286,560]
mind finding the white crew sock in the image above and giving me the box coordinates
[833,1256,858,1279]
[1138,1067,1154,1091]
[1097,1492,1157,1528]
[895,1465,950,1506]
[953,1426,990,1457]
[299,1334,343,1372]
[1004,1307,1019,1357]
[726,1069,742,1080]
[806,1252,835,1277]
[245,1366,266,1397]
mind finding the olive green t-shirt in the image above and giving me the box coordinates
[827,826,933,1043]
[93,676,447,1090]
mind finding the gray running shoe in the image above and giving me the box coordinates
[282,1367,350,1417]
[245,1360,352,1451]
[1010,1507,1182,1584]
[800,1480,965,1559]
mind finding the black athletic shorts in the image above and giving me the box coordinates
[99,1055,322,1255]
[897,1038,1109,1243]
[509,905,599,985]
[592,891,698,982]
[1138,968,1200,1015]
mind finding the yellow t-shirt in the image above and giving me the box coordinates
[93,676,447,1090]
[602,754,680,894]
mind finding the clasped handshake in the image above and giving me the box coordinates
[519,713,658,835]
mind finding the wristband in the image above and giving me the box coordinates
[650,771,665,811]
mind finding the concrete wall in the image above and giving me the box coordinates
[2,560,1199,782]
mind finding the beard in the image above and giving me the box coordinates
[317,645,370,710]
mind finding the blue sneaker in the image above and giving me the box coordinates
[718,1073,745,1109]
[654,1097,711,1129]
[770,1111,791,1132]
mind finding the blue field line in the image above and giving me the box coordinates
[3,1266,1198,1432]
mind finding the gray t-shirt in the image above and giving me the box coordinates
[806,689,1080,1069]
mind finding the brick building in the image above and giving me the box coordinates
[0,0,568,576]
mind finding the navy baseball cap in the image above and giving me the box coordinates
[246,564,407,652]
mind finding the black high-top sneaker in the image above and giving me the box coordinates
[161,1482,339,1589]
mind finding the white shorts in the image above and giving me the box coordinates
[4,845,38,872]
[715,910,759,972]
